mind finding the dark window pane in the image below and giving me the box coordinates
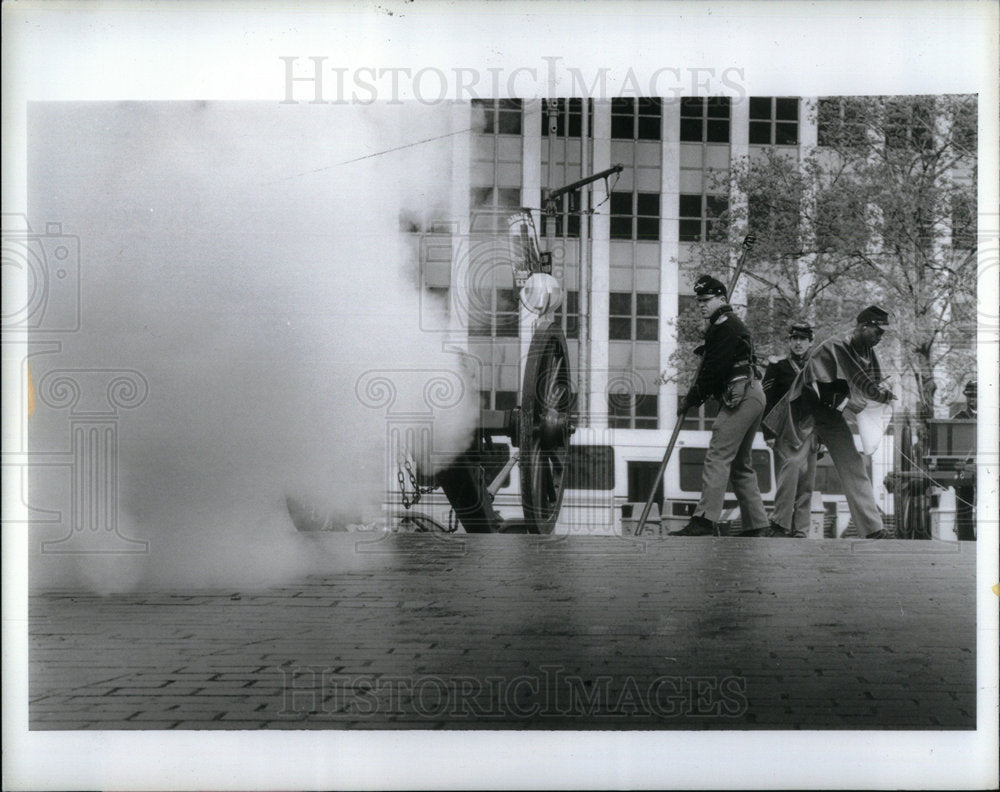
[680,118,703,141]
[636,218,659,240]
[636,293,658,316]
[495,314,519,337]
[610,192,633,215]
[567,111,582,138]
[609,317,632,340]
[495,390,518,411]
[775,97,798,120]
[706,119,730,142]
[498,110,521,135]
[679,194,702,217]
[749,121,772,144]
[679,219,702,242]
[634,417,658,429]
[707,97,731,118]
[610,216,633,239]
[566,445,615,490]
[775,122,798,145]
[497,188,521,208]
[637,97,662,116]
[749,97,772,119]
[567,212,580,238]
[611,97,634,115]
[636,193,660,216]
[635,393,658,417]
[637,115,661,140]
[498,99,522,111]
[470,187,492,207]
[680,97,704,117]
[636,317,659,340]
[705,195,728,217]
[609,292,632,315]
[496,289,517,311]
[611,114,633,139]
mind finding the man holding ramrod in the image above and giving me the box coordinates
[669,275,770,537]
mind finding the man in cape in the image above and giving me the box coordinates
[763,306,895,539]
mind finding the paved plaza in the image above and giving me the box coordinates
[29,533,976,730]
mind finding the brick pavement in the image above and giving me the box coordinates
[29,534,977,729]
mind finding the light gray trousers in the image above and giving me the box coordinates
[693,380,769,529]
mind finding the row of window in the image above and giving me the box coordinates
[475,96,965,150]
[470,290,657,341]
[473,97,798,144]
[471,189,728,242]
[480,388,658,430]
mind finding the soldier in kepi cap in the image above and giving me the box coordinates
[952,379,977,541]
[764,306,896,539]
[670,275,770,537]
[762,323,818,538]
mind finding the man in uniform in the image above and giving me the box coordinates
[951,379,977,541]
[762,323,817,538]
[670,275,770,537]
[764,306,896,539]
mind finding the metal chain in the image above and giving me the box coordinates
[397,453,436,510]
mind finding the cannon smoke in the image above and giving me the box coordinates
[26,101,478,592]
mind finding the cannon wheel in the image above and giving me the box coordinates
[519,320,572,534]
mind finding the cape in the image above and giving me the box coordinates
[763,336,887,448]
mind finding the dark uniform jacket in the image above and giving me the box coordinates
[683,304,754,408]
[761,356,806,440]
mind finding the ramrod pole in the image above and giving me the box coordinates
[633,233,757,537]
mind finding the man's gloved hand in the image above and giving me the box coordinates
[677,394,697,416]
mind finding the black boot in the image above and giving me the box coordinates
[669,514,716,536]
[765,521,788,537]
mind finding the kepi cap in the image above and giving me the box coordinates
[788,322,813,340]
[693,274,727,298]
[963,379,976,396]
[856,305,891,327]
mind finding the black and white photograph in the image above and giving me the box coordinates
[3,1,998,789]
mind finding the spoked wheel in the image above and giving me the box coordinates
[519,321,573,534]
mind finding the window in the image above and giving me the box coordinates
[885,97,934,151]
[609,291,658,341]
[817,98,867,148]
[555,290,580,339]
[749,97,799,145]
[679,193,728,242]
[543,192,588,240]
[541,98,592,138]
[565,445,615,490]
[468,288,518,338]
[480,390,518,411]
[608,392,659,430]
[952,194,976,250]
[470,187,521,233]
[680,97,731,142]
[472,98,522,135]
[611,97,663,140]
[610,192,660,241]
